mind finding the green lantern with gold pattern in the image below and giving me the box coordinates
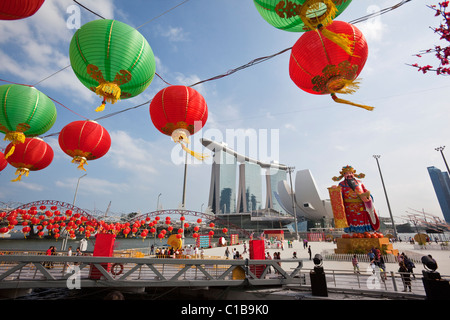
[253,0,352,32]
[0,84,57,158]
[69,19,156,112]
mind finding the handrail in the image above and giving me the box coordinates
[0,255,304,289]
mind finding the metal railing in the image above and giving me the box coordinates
[0,254,445,298]
[0,255,304,289]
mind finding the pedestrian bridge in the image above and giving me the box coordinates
[0,254,304,290]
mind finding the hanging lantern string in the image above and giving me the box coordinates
[73,0,106,19]
[0,79,90,121]
[1,0,412,143]
[30,0,410,92]
[349,0,411,25]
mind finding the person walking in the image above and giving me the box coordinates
[404,255,416,279]
[225,247,230,259]
[266,252,272,274]
[308,245,312,260]
[399,261,412,292]
[352,255,360,274]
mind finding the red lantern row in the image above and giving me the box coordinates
[2,120,111,181]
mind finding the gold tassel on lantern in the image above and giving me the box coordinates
[87,64,132,112]
[2,123,30,159]
[95,82,121,112]
[299,0,356,56]
[330,93,374,111]
[172,128,209,161]
[72,156,88,171]
[326,76,374,111]
[11,168,30,182]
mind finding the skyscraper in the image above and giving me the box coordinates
[427,166,450,223]
[237,162,263,212]
[265,166,287,213]
[208,149,237,214]
[203,138,287,215]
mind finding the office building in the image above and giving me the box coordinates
[427,166,450,223]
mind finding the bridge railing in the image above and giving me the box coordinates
[0,255,304,289]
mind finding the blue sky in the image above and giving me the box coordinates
[0,0,449,224]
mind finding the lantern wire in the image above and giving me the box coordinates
[73,0,106,19]
[348,0,412,25]
[2,0,413,141]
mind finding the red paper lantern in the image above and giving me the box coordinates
[0,0,45,20]
[192,233,199,238]
[289,21,372,111]
[58,120,111,171]
[209,222,215,228]
[149,85,208,160]
[0,150,7,172]
[222,228,228,234]
[5,137,53,181]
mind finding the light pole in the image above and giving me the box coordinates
[373,155,397,238]
[157,193,162,211]
[435,146,450,175]
[63,173,86,251]
[73,173,87,206]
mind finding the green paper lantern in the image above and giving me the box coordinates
[253,0,352,32]
[69,19,156,112]
[0,84,57,158]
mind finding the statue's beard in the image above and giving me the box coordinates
[346,177,357,191]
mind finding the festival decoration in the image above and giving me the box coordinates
[0,84,57,158]
[69,19,156,112]
[167,234,182,250]
[58,120,111,170]
[289,20,372,111]
[253,0,352,32]
[254,0,354,53]
[5,137,53,181]
[0,0,45,20]
[0,150,7,172]
[149,85,208,160]
[330,165,380,232]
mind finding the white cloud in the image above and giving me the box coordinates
[55,176,127,196]
[357,5,388,43]
[157,25,189,42]
[108,130,158,175]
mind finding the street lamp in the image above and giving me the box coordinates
[373,155,397,238]
[157,193,162,211]
[73,173,87,206]
[435,146,450,175]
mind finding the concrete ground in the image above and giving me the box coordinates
[203,238,450,275]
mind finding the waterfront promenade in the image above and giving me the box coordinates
[204,239,450,274]
[200,238,449,299]
[0,237,448,300]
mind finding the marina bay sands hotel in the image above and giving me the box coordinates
[200,138,333,231]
